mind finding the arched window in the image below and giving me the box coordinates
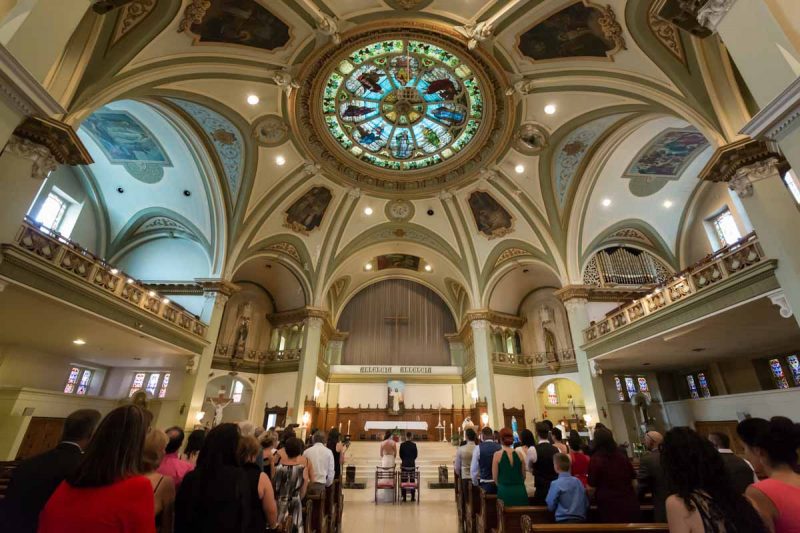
[546,383,558,405]
[231,379,245,403]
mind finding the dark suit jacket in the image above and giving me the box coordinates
[399,440,418,468]
[637,450,668,522]
[720,451,756,494]
[0,442,83,533]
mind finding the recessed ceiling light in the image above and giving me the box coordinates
[364,263,373,271]
[544,104,557,115]
[601,198,612,207]
[364,207,373,216]
[514,164,525,174]
[663,200,673,208]
[246,94,260,105]
[275,155,286,166]
[73,339,86,345]
[424,264,432,272]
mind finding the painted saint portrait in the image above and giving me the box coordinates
[625,128,708,179]
[284,186,333,234]
[82,111,171,165]
[468,191,513,239]
[190,0,290,51]
[518,2,620,61]
[376,254,420,272]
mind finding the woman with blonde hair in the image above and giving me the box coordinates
[143,428,176,532]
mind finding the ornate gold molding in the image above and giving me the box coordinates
[697,138,788,184]
[554,284,653,303]
[12,116,92,166]
[111,0,157,43]
[649,0,686,63]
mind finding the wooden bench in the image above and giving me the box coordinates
[0,461,19,499]
[465,483,482,533]
[455,473,463,530]
[304,489,328,533]
[477,490,499,533]
[523,522,668,532]
[494,501,658,533]
[325,479,342,533]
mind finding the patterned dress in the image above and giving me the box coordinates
[273,463,306,533]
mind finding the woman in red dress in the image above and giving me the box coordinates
[39,405,155,533]
[567,435,589,487]
[587,427,639,523]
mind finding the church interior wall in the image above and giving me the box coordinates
[682,185,751,266]
[585,301,621,325]
[251,371,297,421]
[519,288,573,355]
[217,283,275,357]
[335,382,458,410]
[663,388,800,428]
[117,237,210,282]
[403,383,454,409]
[203,372,255,425]
[536,376,585,422]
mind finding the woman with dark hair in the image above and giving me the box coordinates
[492,428,528,506]
[39,405,155,532]
[327,428,346,480]
[239,435,278,532]
[183,428,206,466]
[568,435,589,487]
[587,427,639,523]
[175,423,250,533]
[551,427,568,454]
[737,417,800,533]
[273,437,310,532]
[518,429,537,498]
[662,426,767,533]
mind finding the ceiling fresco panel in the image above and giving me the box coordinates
[182,0,291,51]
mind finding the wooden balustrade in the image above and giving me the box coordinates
[583,233,765,343]
[492,349,576,372]
[13,220,208,338]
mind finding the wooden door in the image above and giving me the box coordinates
[16,417,64,460]
[694,420,744,454]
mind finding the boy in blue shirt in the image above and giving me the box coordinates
[545,453,589,523]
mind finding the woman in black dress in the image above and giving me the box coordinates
[239,435,278,532]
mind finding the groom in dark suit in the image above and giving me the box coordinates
[399,432,418,501]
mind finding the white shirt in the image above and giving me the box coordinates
[303,442,335,486]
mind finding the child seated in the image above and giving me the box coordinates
[545,453,589,523]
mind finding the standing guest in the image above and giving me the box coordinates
[273,437,310,532]
[470,426,501,494]
[261,431,278,478]
[738,417,800,533]
[587,427,639,523]
[546,453,590,523]
[182,429,206,465]
[551,427,568,454]
[455,427,478,479]
[518,429,537,499]
[239,421,264,471]
[380,430,397,467]
[303,430,334,497]
[1,409,101,533]
[239,435,278,533]
[158,426,194,489]
[175,423,249,533]
[326,428,346,480]
[399,432,418,502]
[708,431,758,494]
[637,430,668,522]
[492,428,528,506]
[38,405,155,533]
[529,422,558,505]
[567,435,589,488]
[143,429,176,533]
[662,426,767,533]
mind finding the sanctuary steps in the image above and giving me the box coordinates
[344,441,457,485]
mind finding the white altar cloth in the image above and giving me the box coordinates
[363,421,429,431]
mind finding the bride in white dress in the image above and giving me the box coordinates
[380,431,397,468]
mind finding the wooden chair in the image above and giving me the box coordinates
[495,500,555,533]
[305,489,327,533]
[521,520,668,533]
[374,466,397,503]
[0,461,19,499]
[477,490,499,533]
[399,466,421,503]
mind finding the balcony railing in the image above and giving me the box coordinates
[13,219,208,338]
[492,349,576,373]
[583,232,765,343]
[214,344,301,363]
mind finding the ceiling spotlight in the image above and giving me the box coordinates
[110,268,119,275]
[364,207,373,216]
[601,198,612,207]
[663,200,673,208]
[246,94,260,105]
[514,164,525,174]
[162,298,170,305]
[364,263,373,271]
[275,155,286,166]
[72,339,86,345]
[544,104,557,115]
[424,264,432,272]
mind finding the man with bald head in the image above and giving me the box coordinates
[637,430,667,522]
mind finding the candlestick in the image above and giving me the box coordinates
[347,419,351,435]
[338,422,342,433]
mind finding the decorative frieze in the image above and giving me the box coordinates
[698,138,788,188]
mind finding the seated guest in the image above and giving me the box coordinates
[546,453,589,523]
[175,423,250,533]
[38,405,155,533]
[158,426,194,489]
[567,435,589,488]
[326,428,346,480]
[708,431,758,494]
[587,427,639,523]
[143,429,176,533]
[399,432,418,502]
[303,430,334,496]
[662,426,767,533]
[492,428,528,506]
[182,428,205,465]
[1,408,101,533]
[551,427,568,454]
[529,422,558,504]
[470,426,501,494]
[273,437,310,531]
[455,427,477,481]
[637,430,667,522]
[738,417,800,533]
[239,435,278,532]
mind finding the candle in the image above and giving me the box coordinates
[450,422,453,440]
[347,419,351,435]
[338,422,342,433]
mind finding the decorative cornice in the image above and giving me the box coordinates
[464,309,525,330]
[0,44,66,117]
[554,284,652,303]
[697,138,788,184]
[5,136,58,180]
[195,278,240,298]
[11,116,92,166]
[741,76,800,142]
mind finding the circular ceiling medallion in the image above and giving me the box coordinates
[385,198,415,221]
[292,24,512,197]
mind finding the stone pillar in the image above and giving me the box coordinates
[293,315,323,426]
[562,298,612,430]
[470,319,500,429]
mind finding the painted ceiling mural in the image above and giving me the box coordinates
[182,0,290,51]
[624,127,708,197]
[375,254,421,271]
[468,191,513,240]
[284,186,333,235]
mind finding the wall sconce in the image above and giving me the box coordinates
[302,411,311,426]
[480,413,489,427]
[195,411,205,423]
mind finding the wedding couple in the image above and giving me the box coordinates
[380,431,418,501]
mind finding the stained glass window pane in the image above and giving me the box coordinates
[546,383,558,405]
[145,373,160,396]
[637,377,651,401]
[129,372,146,396]
[76,369,92,396]
[624,377,637,400]
[158,373,170,398]
[686,375,699,399]
[64,366,80,394]
[697,373,711,398]
[787,355,800,386]
[232,380,244,404]
[614,377,625,401]
[769,359,789,389]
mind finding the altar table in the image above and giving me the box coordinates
[363,421,429,431]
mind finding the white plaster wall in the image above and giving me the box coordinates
[403,384,454,409]
[252,371,298,422]
[494,374,536,416]
[337,383,387,409]
[663,388,800,427]
[117,238,210,281]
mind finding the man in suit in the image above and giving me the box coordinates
[637,431,668,522]
[529,421,558,504]
[399,432,418,501]
[1,409,101,533]
[708,431,758,494]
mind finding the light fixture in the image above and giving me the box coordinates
[275,155,286,166]
[582,413,593,425]
[424,264,432,272]
[364,262,373,271]
[363,207,373,216]
[514,164,525,174]
[601,198,612,207]
[663,200,673,208]
[302,411,311,426]
[110,268,119,275]
[195,411,205,422]
[72,338,86,345]
[470,389,479,401]
[480,413,489,426]
[544,104,557,115]
[148,290,157,297]
[126,278,135,284]
[246,94,260,105]
[162,298,170,305]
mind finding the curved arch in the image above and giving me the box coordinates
[232,251,313,312]
[580,218,678,273]
[235,233,315,281]
[482,258,563,314]
[108,207,212,263]
[480,238,561,290]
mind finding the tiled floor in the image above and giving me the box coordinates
[341,487,458,532]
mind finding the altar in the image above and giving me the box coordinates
[364,421,429,431]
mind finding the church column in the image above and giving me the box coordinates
[177,279,238,430]
[470,318,500,429]
[293,313,324,428]
[562,296,611,430]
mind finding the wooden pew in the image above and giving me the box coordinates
[0,461,18,499]
[522,521,668,533]
[465,483,481,533]
[455,473,463,531]
[325,480,340,533]
[494,500,554,533]
[304,489,328,533]
[477,490,499,533]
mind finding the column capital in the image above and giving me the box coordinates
[696,0,737,32]
[768,291,794,319]
[5,136,58,180]
[470,319,490,331]
[304,316,324,328]
[196,278,240,298]
[563,298,589,315]
[698,138,788,185]
[655,0,735,37]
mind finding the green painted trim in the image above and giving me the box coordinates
[73,165,111,259]
[321,195,357,280]
[443,199,479,293]
[579,218,679,272]
[211,358,300,375]
[493,0,547,34]
[674,180,712,268]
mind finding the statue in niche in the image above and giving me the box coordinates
[232,302,252,359]
[544,328,560,371]
[386,380,405,414]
